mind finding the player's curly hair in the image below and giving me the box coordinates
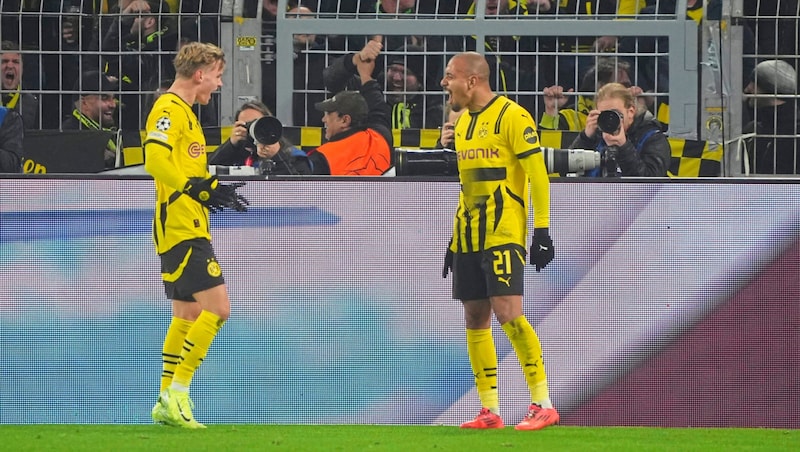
[173,42,226,79]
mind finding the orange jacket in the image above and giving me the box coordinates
[316,128,391,175]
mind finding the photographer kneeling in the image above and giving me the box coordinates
[209,101,312,175]
[569,82,670,177]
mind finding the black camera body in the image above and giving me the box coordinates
[597,110,623,134]
[394,148,459,176]
[242,116,283,148]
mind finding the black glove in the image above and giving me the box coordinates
[442,248,454,278]
[183,176,249,213]
[529,227,554,272]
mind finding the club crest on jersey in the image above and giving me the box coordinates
[523,126,538,145]
[188,142,205,158]
[478,122,489,138]
[155,116,171,131]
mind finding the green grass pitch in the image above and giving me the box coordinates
[1,425,797,451]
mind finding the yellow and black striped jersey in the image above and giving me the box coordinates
[144,92,212,254]
[450,96,550,253]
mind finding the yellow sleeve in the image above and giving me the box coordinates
[510,106,551,229]
[518,152,550,229]
[143,139,190,192]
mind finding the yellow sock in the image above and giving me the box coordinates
[466,328,499,413]
[172,310,224,389]
[502,315,552,407]
[160,317,194,392]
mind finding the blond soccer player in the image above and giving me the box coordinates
[144,42,247,429]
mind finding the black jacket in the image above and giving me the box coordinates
[209,138,313,176]
[322,52,443,129]
[95,21,178,130]
[0,107,24,173]
[262,42,327,127]
[1,91,39,129]
[571,112,671,177]
[744,100,800,174]
[60,110,118,169]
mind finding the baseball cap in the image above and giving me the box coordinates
[315,91,368,123]
[752,59,797,96]
[387,45,426,79]
[74,71,119,99]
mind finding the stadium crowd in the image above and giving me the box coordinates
[0,0,798,174]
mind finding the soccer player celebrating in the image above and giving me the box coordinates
[440,51,559,431]
[143,42,247,429]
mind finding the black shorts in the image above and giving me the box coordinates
[160,238,225,302]
[452,244,526,300]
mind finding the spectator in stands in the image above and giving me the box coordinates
[210,100,312,175]
[743,0,799,63]
[539,57,639,131]
[51,1,106,128]
[261,4,326,127]
[290,6,326,125]
[178,0,221,44]
[569,82,670,177]
[61,71,120,169]
[441,1,539,112]
[95,0,178,130]
[260,0,301,116]
[743,59,800,175]
[0,106,24,173]
[617,0,756,129]
[262,0,297,18]
[307,38,392,175]
[0,41,38,129]
[384,48,445,129]
[3,0,58,97]
[535,0,645,91]
[359,0,436,51]
[323,44,443,129]
[317,1,439,51]
[61,1,101,58]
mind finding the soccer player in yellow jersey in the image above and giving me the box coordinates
[440,52,559,431]
[143,42,247,429]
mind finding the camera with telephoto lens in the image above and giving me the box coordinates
[541,148,601,176]
[393,147,601,176]
[597,109,623,134]
[243,116,283,176]
[242,116,283,148]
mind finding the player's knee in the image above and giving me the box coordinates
[213,305,231,322]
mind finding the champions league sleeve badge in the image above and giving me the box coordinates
[156,116,171,132]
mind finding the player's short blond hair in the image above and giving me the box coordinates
[173,42,226,79]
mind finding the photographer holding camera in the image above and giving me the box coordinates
[209,101,312,175]
[570,82,670,177]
